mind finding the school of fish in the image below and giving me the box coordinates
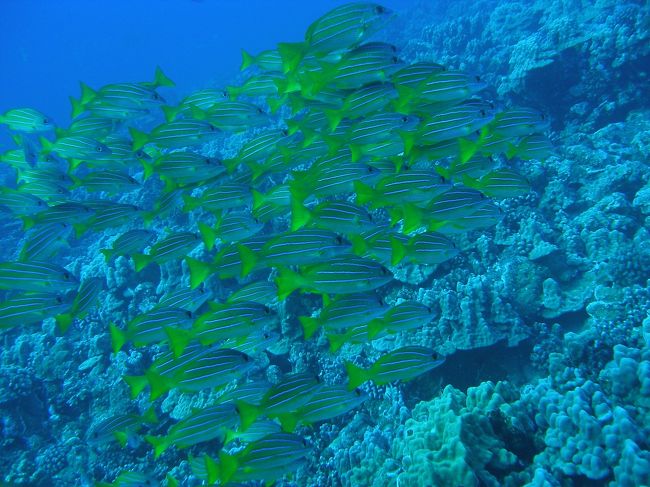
[0,3,553,485]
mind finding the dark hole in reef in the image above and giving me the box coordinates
[403,339,535,408]
[549,307,589,332]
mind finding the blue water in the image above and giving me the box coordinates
[1,1,649,486]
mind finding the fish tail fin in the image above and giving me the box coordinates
[109,322,126,353]
[394,86,415,113]
[277,41,306,73]
[185,256,211,290]
[69,96,85,119]
[217,450,239,485]
[181,193,198,212]
[145,434,170,459]
[21,216,35,231]
[225,85,241,100]
[349,234,368,256]
[324,108,342,132]
[129,127,149,151]
[399,131,417,156]
[132,253,152,272]
[79,81,96,105]
[240,48,255,71]
[113,431,129,448]
[327,333,346,353]
[123,374,149,399]
[74,224,89,239]
[344,361,369,390]
[275,266,303,301]
[153,66,175,88]
[266,96,286,113]
[198,221,218,251]
[237,244,258,278]
[141,159,155,181]
[459,137,479,163]
[39,136,53,155]
[290,197,311,232]
[277,413,299,433]
[390,236,406,266]
[55,313,73,334]
[299,315,320,340]
[401,203,422,234]
[146,369,172,401]
[141,405,158,424]
[222,157,239,174]
[367,318,384,340]
[251,189,265,211]
[142,210,155,228]
[461,174,480,190]
[165,326,193,358]
[353,180,376,206]
[205,454,220,485]
[161,105,179,122]
[235,401,260,431]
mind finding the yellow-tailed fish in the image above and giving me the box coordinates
[142,151,225,191]
[145,402,239,458]
[0,261,78,292]
[0,108,53,133]
[55,277,103,333]
[390,231,459,266]
[0,292,71,329]
[206,432,309,485]
[87,406,157,447]
[131,231,202,272]
[109,306,194,353]
[275,255,393,300]
[366,301,435,338]
[129,120,220,150]
[299,292,388,339]
[181,184,252,213]
[463,168,531,198]
[236,373,321,429]
[39,135,111,160]
[345,346,445,389]
[237,228,352,277]
[100,229,155,263]
[291,200,376,234]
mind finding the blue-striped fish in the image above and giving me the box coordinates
[132,232,202,271]
[345,346,445,389]
[146,402,239,458]
[0,261,78,292]
[275,256,393,300]
[299,292,388,339]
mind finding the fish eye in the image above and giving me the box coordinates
[263,306,271,314]
[257,108,265,114]
[335,235,343,244]
[209,124,217,132]
[401,116,409,122]
[185,311,193,318]
[63,272,70,280]
[43,119,50,124]
[96,146,103,152]
[475,75,481,82]
[376,5,386,13]
[280,129,288,137]
[480,110,486,116]
[354,388,362,396]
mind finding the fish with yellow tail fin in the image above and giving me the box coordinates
[345,346,445,389]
